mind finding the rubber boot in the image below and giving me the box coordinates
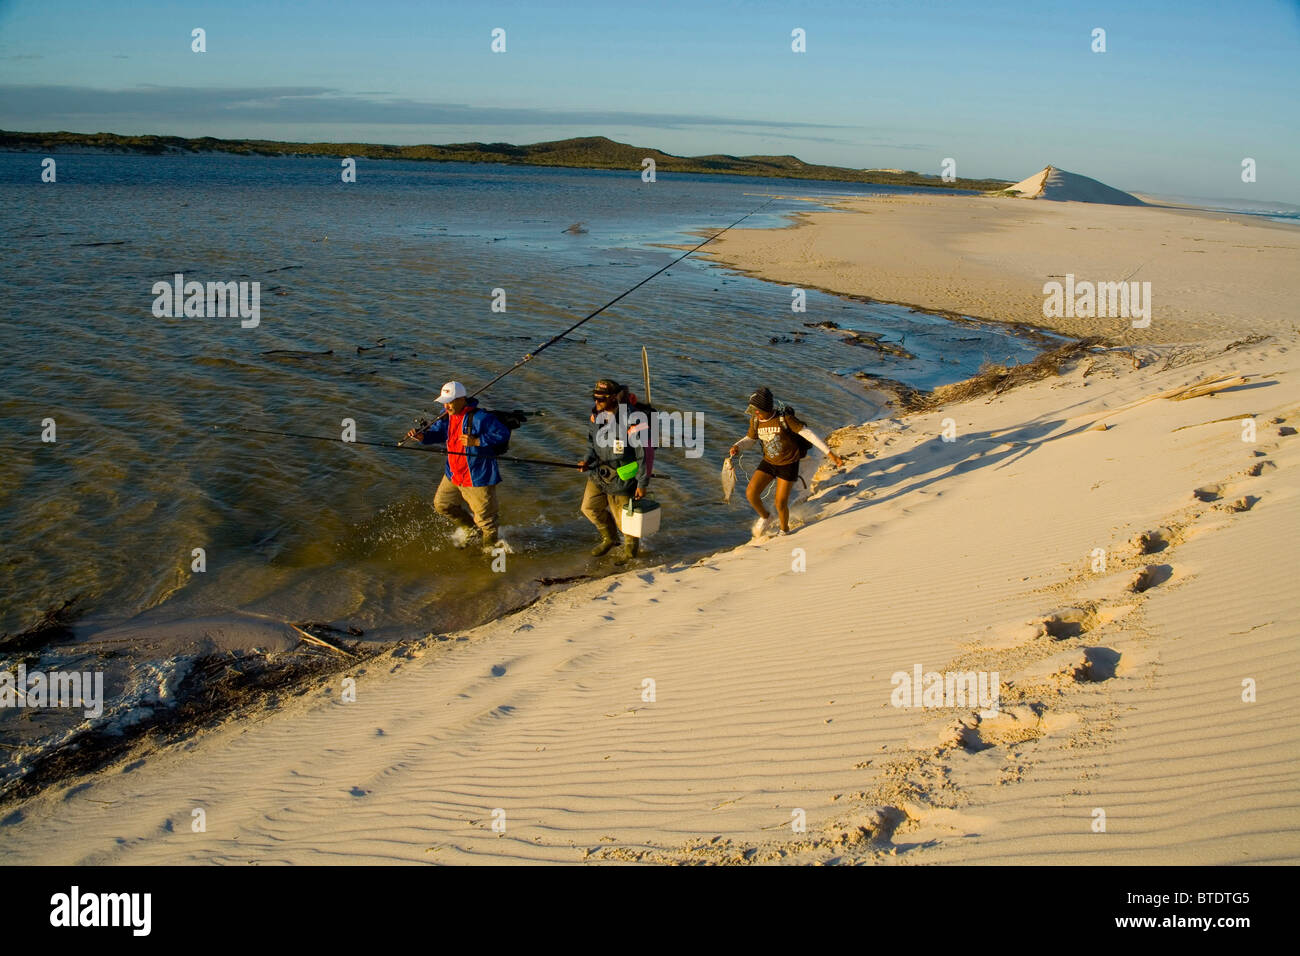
[591,532,619,557]
[612,536,640,565]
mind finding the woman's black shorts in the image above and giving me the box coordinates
[756,459,801,482]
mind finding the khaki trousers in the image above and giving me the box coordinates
[581,479,632,540]
[434,475,499,540]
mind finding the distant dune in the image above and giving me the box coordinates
[1004,165,1145,206]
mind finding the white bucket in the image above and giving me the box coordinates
[620,499,661,538]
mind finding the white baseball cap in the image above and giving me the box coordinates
[436,381,468,405]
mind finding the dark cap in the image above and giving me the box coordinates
[748,386,774,413]
[593,379,623,398]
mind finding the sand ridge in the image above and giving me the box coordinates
[2,333,1294,865]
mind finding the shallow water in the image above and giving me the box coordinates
[0,153,1049,762]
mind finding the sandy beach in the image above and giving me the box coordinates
[701,193,1300,345]
[3,196,1297,865]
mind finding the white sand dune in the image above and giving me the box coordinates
[1005,165,1145,205]
[2,331,1295,865]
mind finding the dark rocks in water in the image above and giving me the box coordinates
[510,334,585,345]
[851,372,932,413]
[843,331,912,360]
[805,320,914,359]
[535,574,592,586]
[563,222,588,234]
[0,596,82,654]
[768,335,806,345]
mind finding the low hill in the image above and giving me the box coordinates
[0,130,1012,191]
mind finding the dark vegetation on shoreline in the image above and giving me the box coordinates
[0,603,386,807]
[1,130,1013,191]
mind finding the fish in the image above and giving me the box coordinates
[721,456,738,503]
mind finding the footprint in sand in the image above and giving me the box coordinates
[1017,646,1122,686]
[1130,564,1173,593]
[1133,527,1173,555]
[824,806,909,850]
[1218,496,1259,513]
[1244,460,1277,477]
[1070,646,1122,682]
[1192,484,1222,502]
[939,705,1047,752]
[1036,606,1096,639]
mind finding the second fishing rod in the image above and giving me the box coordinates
[217,424,674,481]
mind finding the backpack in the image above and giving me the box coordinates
[460,407,528,455]
[777,404,813,459]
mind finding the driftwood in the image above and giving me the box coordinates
[1165,375,1247,401]
[288,623,356,658]
[1079,373,1253,428]
[1171,413,1256,433]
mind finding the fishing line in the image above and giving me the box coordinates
[731,451,775,501]
[214,424,673,478]
[468,195,779,399]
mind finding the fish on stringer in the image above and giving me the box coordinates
[720,455,738,503]
[721,452,773,504]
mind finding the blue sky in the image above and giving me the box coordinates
[2,0,1297,202]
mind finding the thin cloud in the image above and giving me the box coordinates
[0,83,855,133]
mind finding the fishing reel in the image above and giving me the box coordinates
[596,463,618,484]
[400,417,431,444]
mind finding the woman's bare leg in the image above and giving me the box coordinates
[774,478,795,532]
[746,469,775,519]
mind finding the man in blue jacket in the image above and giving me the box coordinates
[406,381,511,551]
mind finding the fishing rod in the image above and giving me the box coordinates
[395,194,777,447]
[469,195,778,399]
[216,424,673,479]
